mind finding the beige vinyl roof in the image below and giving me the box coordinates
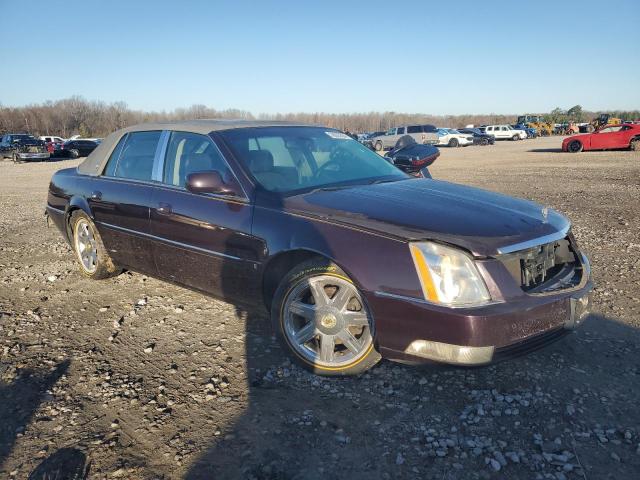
[78,119,315,176]
[114,119,311,135]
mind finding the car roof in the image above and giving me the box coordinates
[77,119,316,176]
[117,119,311,135]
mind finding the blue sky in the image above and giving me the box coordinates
[1,0,639,114]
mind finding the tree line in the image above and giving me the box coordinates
[1,96,638,138]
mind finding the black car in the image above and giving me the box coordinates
[56,140,99,158]
[457,128,495,146]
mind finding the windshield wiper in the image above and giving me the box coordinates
[307,185,355,194]
[367,177,401,185]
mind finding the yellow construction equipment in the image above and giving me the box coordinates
[516,115,554,136]
[585,114,622,132]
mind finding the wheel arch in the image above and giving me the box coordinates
[261,248,362,311]
[64,196,93,240]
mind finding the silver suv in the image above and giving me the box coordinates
[370,125,439,151]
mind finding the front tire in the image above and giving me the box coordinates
[448,138,459,147]
[69,149,80,159]
[70,210,121,279]
[567,140,583,153]
[271,259,381,376]
[374,141,383,152]
[512,134,520,141]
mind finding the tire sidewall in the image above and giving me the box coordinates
[270,259,381,376]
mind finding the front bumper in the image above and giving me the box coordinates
[370,264,592,366]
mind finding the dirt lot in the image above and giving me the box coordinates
[1,136,639,480]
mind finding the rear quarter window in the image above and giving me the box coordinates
[113,131,161,181]
[407,126,422,134]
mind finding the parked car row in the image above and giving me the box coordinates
[0,132,100,162]
[359,123,533,151]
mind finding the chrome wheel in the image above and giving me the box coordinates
[283,275,373,368]
[74,219,98,273]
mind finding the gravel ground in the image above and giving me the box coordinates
[1,136,639,479]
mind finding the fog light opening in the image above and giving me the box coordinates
[405,340,494,365]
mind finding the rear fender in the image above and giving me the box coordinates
[64,195,93,240]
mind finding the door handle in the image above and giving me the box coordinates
[90,191,102,200]
[156,202,173,215]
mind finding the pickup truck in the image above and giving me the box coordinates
[0,133,50,162]
[369,125,439,151]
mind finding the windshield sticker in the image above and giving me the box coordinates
[325,131,351,140]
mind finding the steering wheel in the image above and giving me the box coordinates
[315,145,351,178]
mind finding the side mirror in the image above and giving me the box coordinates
[186,171,239,196]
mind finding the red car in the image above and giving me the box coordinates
[563,123,640,152]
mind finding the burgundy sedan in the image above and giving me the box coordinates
[46,120,592,375]
[562,123,640,152]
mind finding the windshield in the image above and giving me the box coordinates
[219,127,406,194]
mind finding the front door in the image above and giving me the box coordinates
[148,131,261,303]
[89,130,163,275]
[590,125,625,150]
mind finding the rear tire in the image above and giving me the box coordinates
[567,140,583,153]
[630,139,640,151]
[448,138,459,147]
[481,138,489,146]
[374,141,383,152]
[70,210,121,279]
[69,149,80,159]
[512,134,520,141]
[271,259,381,376]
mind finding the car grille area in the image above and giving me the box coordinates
[499,238,583,293]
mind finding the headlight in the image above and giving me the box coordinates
[409,242,491,307]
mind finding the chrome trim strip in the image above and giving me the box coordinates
[152,130,170,182]
[96,221,257,263]
[372,290,502,309]
[496,224,571,254]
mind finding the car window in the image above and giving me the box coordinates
[407,125,421,134]
[163,131,233,188]
[103,134,128,177]
[599,126,622,133]
[112,131,161,181]
[397,127,406,135]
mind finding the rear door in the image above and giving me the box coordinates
[148,130,260,302]
[89,130,163,275]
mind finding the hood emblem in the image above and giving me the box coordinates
[541,207,549,222]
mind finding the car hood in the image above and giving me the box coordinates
[283,179,569,257]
